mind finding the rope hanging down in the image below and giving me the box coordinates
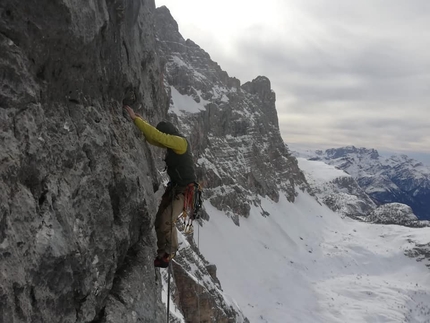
[197,221,201,322]
[166,186,175,323]
[166,183,203,323]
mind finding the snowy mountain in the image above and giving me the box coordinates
[297,158,376,219]
[154,8,430,323]
[155,6,308,219]
[196,152,430,322]
[295,146,430,220]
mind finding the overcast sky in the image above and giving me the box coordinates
[154,0,430,163]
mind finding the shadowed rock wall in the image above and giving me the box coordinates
[0,1,169,322]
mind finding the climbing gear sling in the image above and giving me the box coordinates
[180,182,203,234]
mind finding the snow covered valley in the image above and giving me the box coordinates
[195,163,430,322]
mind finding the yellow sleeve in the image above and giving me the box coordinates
[133,117,188,155]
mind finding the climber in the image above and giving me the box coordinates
[124,105,197,268]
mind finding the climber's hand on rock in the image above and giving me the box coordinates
[124,105,136,120]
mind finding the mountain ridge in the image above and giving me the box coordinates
[294,145,430,220]
[155,6,309,220]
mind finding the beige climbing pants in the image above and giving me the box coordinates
[154,186,185,257]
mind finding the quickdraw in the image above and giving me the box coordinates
[180,182,203,234]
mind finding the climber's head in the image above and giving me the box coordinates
[156,121,181,136]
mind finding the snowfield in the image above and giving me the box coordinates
[195,161,430,323]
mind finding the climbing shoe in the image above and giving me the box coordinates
[154,253,171,268]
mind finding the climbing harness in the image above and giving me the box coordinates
[180,182,203,234]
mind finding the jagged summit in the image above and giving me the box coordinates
[155,7,309,220]
[242,75,274,97]
[325,146,380,160]
[156,6,179,31]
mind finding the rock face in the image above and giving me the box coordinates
[171,232,248,323]
[367,203,428,227]
[0,0,228,323]
[0,1,257,322]
[307,146,430,220]
[319,176,376,218]
[405,242,430,269]
[1,1,175,322]
[155,6,308,222]
[369,203,416,223]
[296,158,376,218]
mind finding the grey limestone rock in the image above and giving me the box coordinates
[0,1,253,322]
[1,0,169,322]
[367,203,419,225]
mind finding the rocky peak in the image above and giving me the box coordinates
[155,7,240,95]
[155,11,309,221]
[242,76,275,102]
[155,6,180,40]
[325,146,380,160]
[367,203,420,225]
[241,76,277,126]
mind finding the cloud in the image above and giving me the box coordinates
[155,0,430,157]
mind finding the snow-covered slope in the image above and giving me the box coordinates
[298,158,376,218]
[294,146,430,220]
[191,153,430,322]
[198,192,430,323]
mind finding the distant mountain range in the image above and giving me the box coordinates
[293,146,430,220]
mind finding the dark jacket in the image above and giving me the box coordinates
[134,119,196,186]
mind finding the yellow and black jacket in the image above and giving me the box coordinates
[134,118,196,187]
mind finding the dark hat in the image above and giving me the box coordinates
[156,121,180,136]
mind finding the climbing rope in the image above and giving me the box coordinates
[166,184,203,323]
[192,185,202,322]
[167,263,172,323]
[166,186,175,323]
[197,222,201,322]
